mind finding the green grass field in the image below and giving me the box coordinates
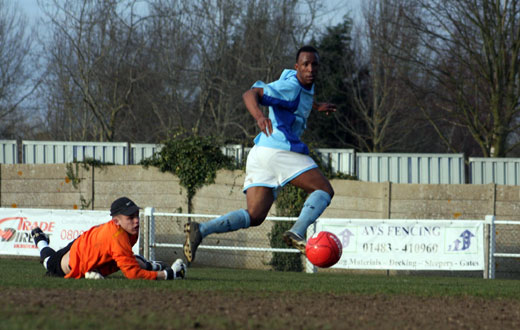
[2,257,520,329]
[3,257,520,298]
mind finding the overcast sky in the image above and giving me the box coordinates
[17,0,361,28]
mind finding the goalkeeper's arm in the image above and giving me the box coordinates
[155,258,187,280]
[135,255,186,280]
[135,254,168,271]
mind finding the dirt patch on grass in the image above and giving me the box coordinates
[4,288,520,329]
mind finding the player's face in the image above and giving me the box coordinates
[115,212,140,235]
[295,52,319,88]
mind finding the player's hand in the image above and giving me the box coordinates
[316,103,336,115]
[257,116,273,136]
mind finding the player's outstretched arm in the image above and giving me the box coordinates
[135,254,168,271]
[157,259,187,280]
[313,102,336,115]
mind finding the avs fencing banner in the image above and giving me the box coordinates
[0,208,139,256]
[313,219,485,271]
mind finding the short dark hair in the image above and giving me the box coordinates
[296,45,319,62]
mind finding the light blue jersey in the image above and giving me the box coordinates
[252,69,314,154]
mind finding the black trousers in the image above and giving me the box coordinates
[41,241,74,277]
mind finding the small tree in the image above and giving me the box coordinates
[142,131,234,213]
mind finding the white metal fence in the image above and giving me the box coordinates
[130,143,163,165]
[219,144,250,167]
[4,140,520,185]
[137,143,354,175]
[487,215,520,279]
[356,153,465,184]
[217,146,356,175]
[22,140,128,164]
[142,209,519,278]
[470,157,520,185]
[0,140,17,164]
[141,208,301,271]
[316,148,355,175]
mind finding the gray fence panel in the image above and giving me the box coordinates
[356,153,465,184]
[130,143,163,164]
[315,148,355,175]
[130,144,247,166]
[22,141,128,164]
[220,144,245,166]
[469,157,520,185]
[15,140,481,185]
[0,140,17,164]
[22,142,66,163]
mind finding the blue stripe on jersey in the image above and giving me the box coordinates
[260,93,299,111]
[251,69,313,154]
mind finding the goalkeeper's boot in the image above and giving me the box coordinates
[31,227,51,264]
[183,222,202,263]
[283,230,306,255]
[31,227,50,246]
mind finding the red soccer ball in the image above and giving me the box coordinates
[305,231,343,268]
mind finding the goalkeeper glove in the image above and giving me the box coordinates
[85,271,104,280]
[163,259,187,280]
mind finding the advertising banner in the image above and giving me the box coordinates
[313,219,484,271]
[0,208,139,256]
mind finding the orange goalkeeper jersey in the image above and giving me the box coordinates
[65,219,157,280]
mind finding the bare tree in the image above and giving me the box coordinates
[396,0,520,157]
[340,0,425,152]
[38,0,324,144]
[181,0,324,143]
[0,0,36,137]
[40,0,150,142]
[307,2,424,153]
[130,0,196,141]
[36,0,347,145]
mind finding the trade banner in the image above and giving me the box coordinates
[312,219,484,271]
[0,208,139,256]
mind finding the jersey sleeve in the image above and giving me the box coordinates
[111,230,157,280]
[252,79,299,111]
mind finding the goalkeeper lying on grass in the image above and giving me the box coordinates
[31,197,186,280]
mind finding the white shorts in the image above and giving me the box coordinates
[243,145,317,193]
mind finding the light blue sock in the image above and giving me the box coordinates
[290,190,331,237]
[199,209,251,238]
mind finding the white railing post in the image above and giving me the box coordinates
[144,207,156,261]
[143,207,150,260]
[305,221,318,274]
[486,215,496,279]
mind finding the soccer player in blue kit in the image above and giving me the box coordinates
[184,45,337,263]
